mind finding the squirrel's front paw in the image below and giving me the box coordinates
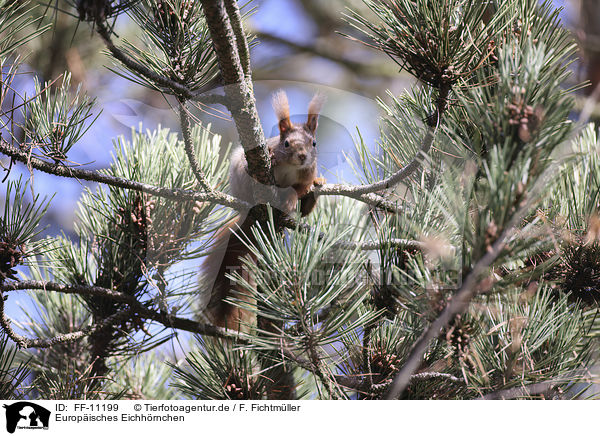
[313,177,326,186]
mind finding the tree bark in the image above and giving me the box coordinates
[199,0,274,193]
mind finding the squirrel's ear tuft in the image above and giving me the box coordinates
[306,92,326,134]
[273,90,292,135]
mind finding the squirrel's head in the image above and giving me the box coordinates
[271,90,325,168]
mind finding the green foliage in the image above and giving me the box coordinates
[114,0,218,93]
[58,123,229,300]
[0,177,51,282]
[549,124,600,230]
[465,287,591,397]
[24,73,99,163]
[1,178,49,252]
[350,88,435,186]
[105,352,181,400]
[171,337,272,400]
[19,124,230,391]
[234,212,378,349]
[0,0,48,58]
[0,331,30,399]
[348,0,511,88]
[17,290,91,375]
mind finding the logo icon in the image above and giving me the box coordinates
[2,402,50,433]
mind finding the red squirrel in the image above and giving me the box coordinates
[203,90,325,331]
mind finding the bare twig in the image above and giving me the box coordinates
[410,372,465,384]
[314,125,437,199]
[177,99,212,191]
[95,22,194,97]
[332,238,450,251]
[253,30,397,79]
[362,324,374,391]
[478,381,560,400]
[314,85,450,202]
[342,191,404,214]
[281,216,453,252]
[1,280,141,305]
[307,334,338,399]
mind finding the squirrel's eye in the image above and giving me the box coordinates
[312,140,317,147]
[284,140,290,148]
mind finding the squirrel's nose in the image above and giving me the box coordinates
[298,153,306,163]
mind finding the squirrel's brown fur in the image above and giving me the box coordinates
[203,91,325,331]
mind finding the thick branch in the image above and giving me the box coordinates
[199,0,274,191]
[194,92,229,107]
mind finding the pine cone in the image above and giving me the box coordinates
[370,346,402,384]
[550,241,600,305]
[0,241,23,281]
[445,314,474,359]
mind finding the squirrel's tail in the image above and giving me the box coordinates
[203,216,257,331]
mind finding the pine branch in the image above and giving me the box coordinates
[307,334,338,399]
[362,324,374,391]
[95,21,225,106]
[1,281,141,305]
[314,84,450,200]
[409,372,465,384]
[0,139,250,211]
[479,381,561,400]
[282,217,449,252]
[0,291,132,349]
[1,139,408,251]
[334,371,465,394]
[336,192,404,215]
[0,280,250,343]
